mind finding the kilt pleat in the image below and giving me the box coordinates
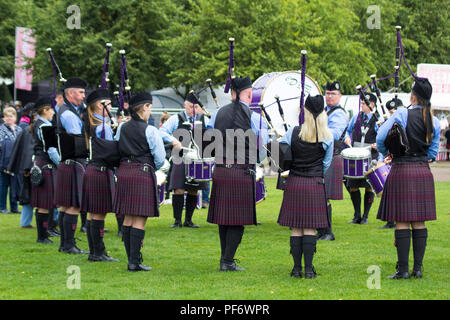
[324,154,344,200]
[278,175,329,229]
[113,162,159,217]
[54,159,85,208]
[30,158,56,209]
[377,162,436,222]
[207,166,256,225]
[81,164,115,214]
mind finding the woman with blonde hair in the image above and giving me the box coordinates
[277,95,334,279]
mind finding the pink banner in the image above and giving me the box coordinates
[14,27,36,91]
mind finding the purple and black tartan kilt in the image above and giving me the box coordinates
[81,164,115,214]
[207,166,256,226]
[377,162,436,222]
[168,162,207,191]
[30,158,56,210]
[278,175,329,229]
[54,159,86,208]
[324,154,344,200]
[113,162,159,218]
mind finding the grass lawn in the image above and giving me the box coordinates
[0,178,448,300]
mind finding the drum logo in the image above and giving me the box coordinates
[285,76,312,93]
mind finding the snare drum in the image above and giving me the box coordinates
[155,170,167,206]
[184,152,215,182]
[255,166,266,204]
[365,163,391,197]
[341,147,371,179]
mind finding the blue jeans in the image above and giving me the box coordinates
[20,204,34,227]
[202,181,210,204]
[0,172,20,211]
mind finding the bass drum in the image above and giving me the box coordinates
[250,71,322,136]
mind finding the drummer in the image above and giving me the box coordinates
[344,93,383,225]
[159,93,206,228]
[319,81,349,241]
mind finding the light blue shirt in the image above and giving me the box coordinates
[59,102,84,134]
[115,121,166,170]
[346,112,383,162]
[376,105,441,160]
[207,101,269,162]
[159,111,203,143]
[36,115,60,165]
[279,126,334,174]
[326,105,349,142]
[93,113,114,141]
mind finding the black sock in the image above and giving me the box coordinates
[80,212,87,229]
[363,191,374,218]
[218,225,228,260]
[395,229,411,273]
[185,194,198,222]
[122,225,131,262]
[86,220,94,254]
[36,211,49,240]
[172,194,184,222]
[47,209,55,230]
[350,190,361,220]
[129,228,146,265]
[223,226,244,264]
[290,236,303,270]
[412,228,427,271]
[116,214,124,233]
[91,219,106,256]
[58,211,65,248]
[303,235,317,272]
[63,214,78,250]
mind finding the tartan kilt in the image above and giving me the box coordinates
[324,154,344,200]
[377,162,436,222]
[81,164,115,214]
[54,159,86,208]
[30,158,56,210]
[207,166,256,226]
[113,162,159,218]
[168,162,207,191]
[278,175,329,229]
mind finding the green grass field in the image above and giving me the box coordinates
[0,178,448,300]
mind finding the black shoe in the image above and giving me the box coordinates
[305,266,317,279]
[318,233,335,241]
[381,222,396,229]
[10,209,20,214]
[64,246,88,254]
[171,220,182,228]
[128,263,152,271]
[117,230,123,238]
[90,253,120,262]
[220,260,245,271]
[58,246,65,252]
[387,270,410,279]
[411,268,423,278]
[47,229,60,237]
[348,218,361,224]
[183,221,200,228]
[37,238,53,244]
[80,225,87,233]
[0,209,8,214]
[290,267,303,278]
[360,218,368,225]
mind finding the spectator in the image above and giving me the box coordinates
[0,107,22,214]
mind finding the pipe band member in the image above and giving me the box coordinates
[54,77,89,254]
[376,78,440,279]
[319,81,349,241]
[30,97,59,244]
[114,92,166,272]
[278,95,333,279]
[81,88,120,262]
[206,76,269,272]
[344,93,384,225]
[159,93,207,228]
